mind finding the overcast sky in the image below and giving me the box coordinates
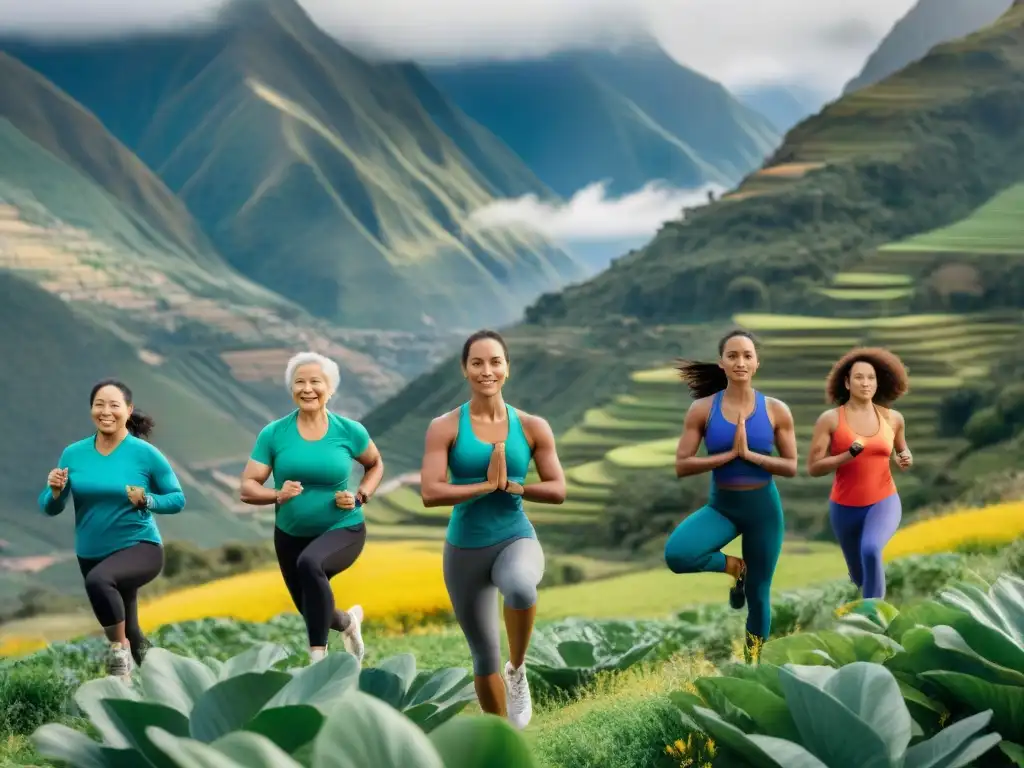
[0,0,917,95]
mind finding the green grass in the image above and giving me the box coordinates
[811,287,915,301]
[830,272,914,286]
[880,182,1024,255]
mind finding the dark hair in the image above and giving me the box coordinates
[675,329,759,399]
[460,329,510,366]
[825,347,909,406]
[89,379,155,440]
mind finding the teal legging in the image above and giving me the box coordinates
[664,482,785,644]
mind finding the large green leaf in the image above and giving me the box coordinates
[188,671,292,743]
[697,677,800,742]
[939,576,1024,645]
[762,630,901,669]
[31,723,139,768]
[262,652,358,712]
[74,676,142,748]
[777,664,894,768]
[103,699,190,768]
[693,678,757,732]
[146,726,303,768]
[820,662,913,760]
[903,710,1001,768]
[896,678,947,733]
[140,649,219,716]
[429,715,537,767]
[837,599,901,633]
[1000,740,1024,766]
[668,690,707,731]
[920,670,1024,737]
[217,643,290,680]
[689,706,822,767]
[245,705,324,755]
[892,626,1024,688]
[717,661,786,697]
[377,655,418,693]
[359,669,406,709]
[311,690,444,768]
[887,603,971,644]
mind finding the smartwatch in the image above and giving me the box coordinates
[849,443,864,457]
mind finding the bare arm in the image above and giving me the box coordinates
[675,398,737,478]
[354,440,385,501]
[519,416,566,504]
[240,459,278,505]
[747,399,798,478]
[806,410,854,477]
[891,409,912,469]
[420,415,498,507]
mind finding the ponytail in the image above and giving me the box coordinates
[676,360,728,399]
[127,410,155,440]
[676,328,758,400]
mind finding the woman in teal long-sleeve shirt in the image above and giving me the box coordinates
[39,379,185,678]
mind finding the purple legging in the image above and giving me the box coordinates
[828,493,902,599]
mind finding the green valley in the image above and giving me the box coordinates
[1,0,588,331]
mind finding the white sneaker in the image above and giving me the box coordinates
[342,605,365,663]
[310,648,328,664]
[504,661,532,730]
[107,642,133,678]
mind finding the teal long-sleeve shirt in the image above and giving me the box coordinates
[38,433,186,559]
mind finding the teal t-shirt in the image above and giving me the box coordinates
[446,403,536,548]
[251,410,371,537]
[37,434,186,559]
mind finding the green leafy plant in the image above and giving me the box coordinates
[358,653,476,731]
[41,689,537,768]
[526,619,664,692]
[31,643,480,766]
[682,662,1003,768]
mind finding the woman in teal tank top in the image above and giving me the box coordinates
[420,329,567,731]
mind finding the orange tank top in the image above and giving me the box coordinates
[829,405,897,506]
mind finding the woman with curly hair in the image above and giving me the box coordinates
[665,329,798,659]
[807,347,913,599]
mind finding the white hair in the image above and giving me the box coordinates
[285,352,340,397]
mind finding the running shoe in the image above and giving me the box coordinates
[504,661,533,730]
[729,562,747,610]
[342,604,365,663]
[107,642,134,678]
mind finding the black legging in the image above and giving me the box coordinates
[274,524,366,647]
[77,541,164,664]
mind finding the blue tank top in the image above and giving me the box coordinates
[704,390,775,486]
[446,403,536,548]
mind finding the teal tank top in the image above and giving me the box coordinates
[446,402,536,548]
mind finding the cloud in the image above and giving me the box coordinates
[0,0,918,95]
[468,180,724,242]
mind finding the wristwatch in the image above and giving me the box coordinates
[144,494,154,510]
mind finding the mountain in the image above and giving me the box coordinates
[733,84,825,133]
[1,0,586,331]
[424,45,781,198]
[364,3,1024,471]
[519,4,1024,327]
[843,0,1012,94]
[356,5,1024,566]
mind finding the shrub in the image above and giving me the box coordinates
[0,664,75,737]
[964,406,1013,448]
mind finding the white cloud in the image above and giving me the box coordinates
[468,180,723,242]
[0,0,918,96]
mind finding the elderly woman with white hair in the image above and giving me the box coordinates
[240,352,384,664]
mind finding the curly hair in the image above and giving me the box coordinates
[676,329,758,399]
[825,347,909,406]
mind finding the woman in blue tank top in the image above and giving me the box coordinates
[664,329,797,661]
[420,329,566,731]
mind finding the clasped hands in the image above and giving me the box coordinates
[487,442,524,495]
[730,415,757,463]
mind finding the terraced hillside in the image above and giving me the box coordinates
[521,3,1024,326]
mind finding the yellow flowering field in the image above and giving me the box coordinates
[135,540,448,630]
[884,500,1024,558]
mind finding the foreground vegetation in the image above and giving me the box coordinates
[3,535,1022,767]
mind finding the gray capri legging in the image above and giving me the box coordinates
[443,536,546,676]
